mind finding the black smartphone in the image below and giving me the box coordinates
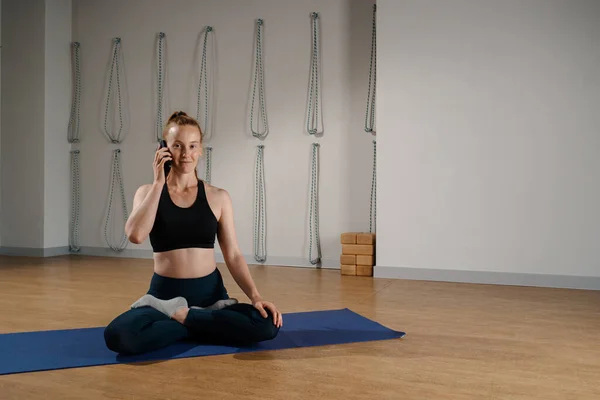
[159,139,172,177]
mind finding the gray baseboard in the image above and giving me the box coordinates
[0,246,70,257]
[374,265,600,291]
[71,246,340,269]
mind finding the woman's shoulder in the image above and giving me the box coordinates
[135,183,157,198]
[201,181,231,204]
[131,183,163,207]
[137,183,161,195]
[202,180,227,195]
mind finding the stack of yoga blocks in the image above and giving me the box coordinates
[340,232,376,276]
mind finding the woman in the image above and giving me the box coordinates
[104,111,282,355]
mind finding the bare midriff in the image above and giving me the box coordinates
[152,247,217,278]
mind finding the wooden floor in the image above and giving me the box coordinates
[0,255,599,399]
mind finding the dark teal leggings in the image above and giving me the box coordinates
[103,268,279,355]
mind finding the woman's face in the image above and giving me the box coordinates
[166,125,202,174]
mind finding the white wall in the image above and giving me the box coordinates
[44,0,71,248]
[376,0,600,280]
[0,0,2,248]
[1,0,46,249]
[0,0,71,252]
[71,0,376,266]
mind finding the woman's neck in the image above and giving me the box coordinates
[166,172,198,192]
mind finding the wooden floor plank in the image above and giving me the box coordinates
[0,255,599,399]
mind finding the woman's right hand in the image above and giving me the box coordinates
[153,146,172,184]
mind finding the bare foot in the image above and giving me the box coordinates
[172,307,189,324]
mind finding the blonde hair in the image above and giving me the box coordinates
[163,111,203,180]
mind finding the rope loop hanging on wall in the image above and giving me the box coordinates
[68,41,82,252]
[197,26,215,142]
[306,12,323,136]
[104,149,129,252]
[103,37,125,144]
[204,146,213,184]
[155,32,166,142]
[370,140,377,233]
[68,42,82,143]
[365,4,376,135]
[69,150,81,252]
[254,145,267,262]
[308,142,322,265]
[250,19,269,139]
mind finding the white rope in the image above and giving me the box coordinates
[68,42,82,252]
[103,37,125,143]
[250,19,268,139]
[68,42,81,143]
[204,146,213,184]
[308,143,321,264]
[104,149,129,252]
[254,145,267,262]
[197,26,215,142]
[69,150,81,252]
[306,12,323,136]
[370,140,377,232]
[365,4,376,134]
[155,32,166,142]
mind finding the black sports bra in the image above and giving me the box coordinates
[149,180,218,252]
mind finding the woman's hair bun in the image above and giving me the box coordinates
[169,111,188,121]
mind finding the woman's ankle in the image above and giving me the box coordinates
[172,307,189,324]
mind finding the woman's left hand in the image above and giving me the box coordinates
[253,299,283,328]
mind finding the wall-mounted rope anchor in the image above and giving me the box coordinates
[369,140,377,232]
[306,12,323,136]
[103,37,125,144]
[104,149,129,252]
[250,19,268,139]
[155,32,166,142]
[197,26,215,142]
[254,144,267,262]
[68,42,82,144]
[69,150,81,252]
[365,4,376,135]
[204,146,213,183]
[308,142,322,265]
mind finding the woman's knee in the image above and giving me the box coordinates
[103,309,154,355]
[103,320,124,353]
[253,309,280,341]
[104,318,140,354]
[261,319,280,341]
[222,304,280,342]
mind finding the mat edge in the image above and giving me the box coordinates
[0,308,402,335]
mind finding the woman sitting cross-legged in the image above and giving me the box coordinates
[103,111,282,355]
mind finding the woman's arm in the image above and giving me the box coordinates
[125,183,162,244]
[216,189,261,301]
[216,189,282,327]
[125,146,171,244]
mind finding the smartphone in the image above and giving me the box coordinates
[159,139,172,177]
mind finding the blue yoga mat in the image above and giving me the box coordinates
[0,308,405,375]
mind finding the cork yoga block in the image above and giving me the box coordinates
[340,232,359,244]
[341,264,357,276]
[340,232,376,277]
[356,255,374,266]
[340,254,356,265]
[357,265,373,276]
[342,244,374,256]
[356,233,376,245]
[341,232,376,245]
